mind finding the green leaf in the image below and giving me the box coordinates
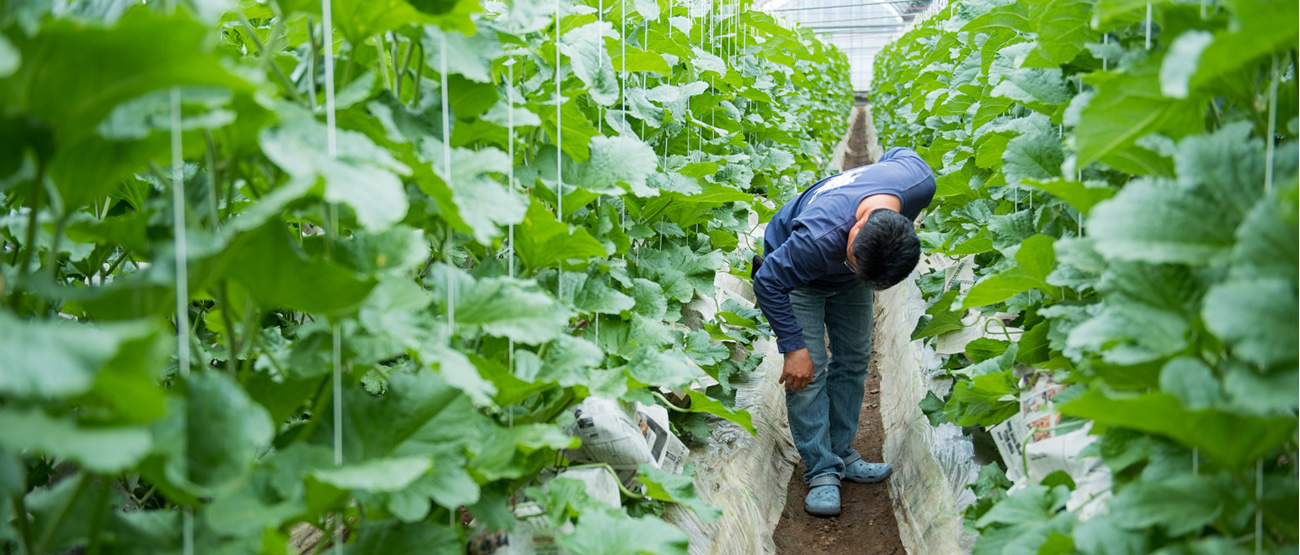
[311,457,433,492]
[181,372,275,491]
[1087,179,1234,265]
[1158,357,1220,411]
[571,136,661,197]
[1020,178,1115,217]
[1202,278,1299,367]
[424,26,501,83]
[1178,0,1299,98]
[637,464,721,522]
[945,370,1019,426]
[432,265,572,344]
[0,34,18,78]
[963,234,1060,308]
[0,312,155,399]
[1068,269,1194,365]
[627,347,706,389]
[333,0,435,43]
[539,98,602,162]
[1003,132,1063,185]
[1072,513,1149,555]
[345,519,460,553]
[919,391,949,426]
[0,9,251,146]
[419,139,527,245]
[556,510,689,555]
[1016,321,1052,365]
[684,390,754,434]
[555,271,636,315]
[976,484,1070,527]
[516,199,610,270]
[1230,185,1299,281]
[972,462,1014,496]
[1075,56,1204,167]
[635,245,724,301]
[559,21,620,106]
[223,222,375,315]
[1061,388,1297,469]
[1107,474,1225,536]
[0,409,151,474]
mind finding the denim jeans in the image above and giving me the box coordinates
[785,280,874,483]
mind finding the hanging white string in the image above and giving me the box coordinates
[1102,34,1108,71]
[169,85,195,555]
[440,33,455,331]
[1256,459,1263,554]
[555,0,564,297]
[598,0,604,134]
[506,56,516,428]
[620,0,627,130]
[319,0,345,477]
[1265,56,1278,194]
[1144,2,1152,50]
[642,17,649,139]
[307,21,318,110]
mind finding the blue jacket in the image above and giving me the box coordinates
[754,147,936,353]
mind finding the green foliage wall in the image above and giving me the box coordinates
[872,0,1298,552]
[0,0,852,552]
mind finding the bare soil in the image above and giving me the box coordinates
[772,105,904,555]
[772,368,904,555]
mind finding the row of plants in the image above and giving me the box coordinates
[0,0,852,552]
[872,0,1297,552]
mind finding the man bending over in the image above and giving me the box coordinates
[752,146,935,517]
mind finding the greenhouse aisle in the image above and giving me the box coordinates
[772,106,904,555]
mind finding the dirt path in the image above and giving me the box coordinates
[772,105,905,555]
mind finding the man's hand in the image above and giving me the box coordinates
[779,348,814,391]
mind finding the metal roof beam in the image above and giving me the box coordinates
[765,1,930,13]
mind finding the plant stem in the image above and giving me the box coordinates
[216,281,240,374]
[11,494,33,555]
[293,376,335,445]
[237,11,307,106]
[412,42,425,108]
[396,38,415,101]
[17,162,45,279]
[84,477,111,555]
[203,130,221,228]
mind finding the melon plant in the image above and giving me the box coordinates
[0,0,852,552]
[872,0,1298,552]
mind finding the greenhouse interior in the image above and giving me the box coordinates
[0,0,1296,553]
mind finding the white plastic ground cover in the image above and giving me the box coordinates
[875,260,980,553]
[665,268,801,555]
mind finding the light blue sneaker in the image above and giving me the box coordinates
[844,457,892,484]
[804,474,841,516]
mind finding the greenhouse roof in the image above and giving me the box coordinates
[758,0,937,92]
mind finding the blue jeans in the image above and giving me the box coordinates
[785,281,874,483]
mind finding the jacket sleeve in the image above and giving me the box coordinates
[752,224,828,354]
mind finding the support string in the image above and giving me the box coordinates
[440,33,455,330]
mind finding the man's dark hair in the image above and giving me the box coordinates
[851,208,921,290]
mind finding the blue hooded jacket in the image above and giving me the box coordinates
[753,147,936,354]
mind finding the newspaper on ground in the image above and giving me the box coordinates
[564,397,688,488]
[554,466,622,509]
[987,373,1112,520]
